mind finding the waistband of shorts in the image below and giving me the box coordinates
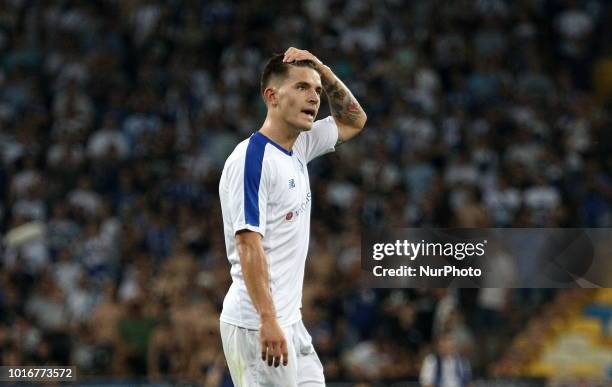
[220,317,302,331]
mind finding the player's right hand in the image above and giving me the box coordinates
[259,317,288,367]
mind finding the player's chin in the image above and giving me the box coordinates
[296,119,313,131]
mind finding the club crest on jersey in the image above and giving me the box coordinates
[288,178,295,189]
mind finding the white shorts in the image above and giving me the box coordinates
[220,320,325,387]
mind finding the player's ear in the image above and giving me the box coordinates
[263,87,278,107]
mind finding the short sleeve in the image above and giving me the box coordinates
[224,137,271,238]
[295,116,339,163]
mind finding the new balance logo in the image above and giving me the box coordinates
[289,179,295,189]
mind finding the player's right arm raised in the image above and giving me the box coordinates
[235,230,288,367]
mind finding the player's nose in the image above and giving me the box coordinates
[307,91,319,105]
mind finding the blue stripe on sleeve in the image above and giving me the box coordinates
[244,133,268,227]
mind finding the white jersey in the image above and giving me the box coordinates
[219,116,338,329]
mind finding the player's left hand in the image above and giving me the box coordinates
[283,47,323,67]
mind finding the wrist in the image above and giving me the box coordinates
[318,64,331,73]
[317,64,334,82]
[260,311,277,322]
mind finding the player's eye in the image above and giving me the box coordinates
[297,85,306,90]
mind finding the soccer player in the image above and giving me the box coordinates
[218,47,367,386]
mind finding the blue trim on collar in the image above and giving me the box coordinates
[253,132,293,156]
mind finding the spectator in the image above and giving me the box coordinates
[0,0,610,384]
[420,333,472,387]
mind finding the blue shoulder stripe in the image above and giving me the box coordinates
[244,133,268,226]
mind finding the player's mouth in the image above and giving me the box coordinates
[301,108,315,120]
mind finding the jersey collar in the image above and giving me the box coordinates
[252,132,293,156]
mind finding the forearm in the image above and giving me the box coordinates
[237,236,276,320]
[317,64,367,130]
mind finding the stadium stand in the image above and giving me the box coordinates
[1,0,611,385]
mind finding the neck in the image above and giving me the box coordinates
[259,115,300,152]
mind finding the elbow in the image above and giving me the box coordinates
[352,112,367,135]
[359,111,368,131]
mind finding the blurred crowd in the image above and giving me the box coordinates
[1,0,611,384]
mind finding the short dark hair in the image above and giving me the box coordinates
[260,54,318,96]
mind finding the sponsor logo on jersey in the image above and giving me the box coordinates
[285,191,312,222]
